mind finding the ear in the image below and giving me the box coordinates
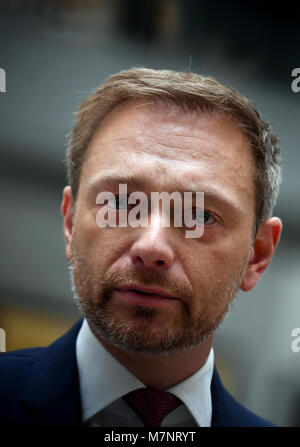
[61,186,74,261]
[240,217,282,292]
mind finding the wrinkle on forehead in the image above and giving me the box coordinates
[87,126,245,164]
[87,138,213,164]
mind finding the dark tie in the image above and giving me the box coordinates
[123,387,183,427]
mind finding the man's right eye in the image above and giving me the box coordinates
[107,196,128,210]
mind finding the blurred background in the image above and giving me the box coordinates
[0,0,299,427]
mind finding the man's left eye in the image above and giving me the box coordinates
[192,209,216,225]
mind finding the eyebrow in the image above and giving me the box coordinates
[88,171,150,192]
[87,171,242,216]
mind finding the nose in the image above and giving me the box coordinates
[129,225,175,270]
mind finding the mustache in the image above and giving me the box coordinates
[100,269,194,302]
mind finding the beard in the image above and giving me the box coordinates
[69,240,250,357]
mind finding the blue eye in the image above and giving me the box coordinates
[204,211,214,224]
[192,209,215,224]
[108,196,128,210]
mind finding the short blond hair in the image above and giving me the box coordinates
[66,67,281,231]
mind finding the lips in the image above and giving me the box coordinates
[115,284,177,306]
[116,284,176,299]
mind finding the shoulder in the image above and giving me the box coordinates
[0,319,82,389]
[211,367,275,427]
[0,346,43,384]
[0,319,83,427]
[0,347,45,423]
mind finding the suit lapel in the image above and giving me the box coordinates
[211,366,243,427]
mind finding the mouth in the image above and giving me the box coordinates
[114,284,178,307]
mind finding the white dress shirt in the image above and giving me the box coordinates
[76,318,214,427]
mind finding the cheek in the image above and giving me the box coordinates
[184,245,227,277]
[184,239,250,291]
[73,207,106,251]
[73,220,125,278]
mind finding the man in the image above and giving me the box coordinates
[0,68,282,427]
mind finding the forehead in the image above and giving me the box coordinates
[79,102,255,209]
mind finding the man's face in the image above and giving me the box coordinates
[66,103,256,356]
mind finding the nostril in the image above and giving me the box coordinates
[135,256,164,267]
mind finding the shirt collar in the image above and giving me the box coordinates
[76,318,214,426]
[167,348,214,426]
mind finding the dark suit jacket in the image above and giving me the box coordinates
[0,319,274,427]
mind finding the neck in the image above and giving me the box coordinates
[96,333,214,390]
